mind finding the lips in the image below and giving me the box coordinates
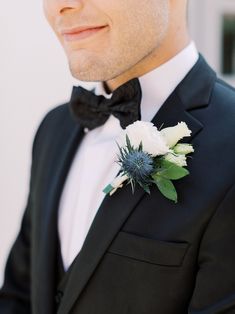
[61,25,108,41]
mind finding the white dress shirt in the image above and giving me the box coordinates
[58,42,199,270]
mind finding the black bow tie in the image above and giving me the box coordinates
[69,78,142,130]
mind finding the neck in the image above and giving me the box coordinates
[106,30,191,92]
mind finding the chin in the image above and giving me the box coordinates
[69,63,113,82]
[68,56,104,81]
[70,68,104,82]
[67,52,128,82]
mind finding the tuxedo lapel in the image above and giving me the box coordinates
[152,55,216,133]
[57,56,216,314]
[151,90,203,139]
[35,117,84,314]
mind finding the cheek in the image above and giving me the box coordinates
[42,0,50,19]
[108,11,146,50]
[43,0,56,30]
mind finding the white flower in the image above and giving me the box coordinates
[174,143,194,155]
[160,122,192,148]
[164,153,187,167]
[119,121,169,157]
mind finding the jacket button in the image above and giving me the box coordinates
[55,290,63,304]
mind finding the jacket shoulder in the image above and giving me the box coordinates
[213,77,235,106]
[32,103,75,157]
[215,77,235,93]
[37,103,71,131]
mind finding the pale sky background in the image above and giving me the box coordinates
[0,0,234,285]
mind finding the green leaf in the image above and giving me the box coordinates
[153,176,178,203]
[153,160,189,180]
[116,142,123,156]
[103,184,114,195]
[130,179,135,194]
[118,149,124,161]
[138,141,143,151]
[138,181,151,194]
[126,135,132,151]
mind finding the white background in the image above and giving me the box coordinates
[0,1,74,284]
[0,0,234,285]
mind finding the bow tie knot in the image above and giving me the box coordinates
[69,78,142,130]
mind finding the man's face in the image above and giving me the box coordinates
[44,0,169,82]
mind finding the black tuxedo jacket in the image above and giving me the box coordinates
[1,56,235,314]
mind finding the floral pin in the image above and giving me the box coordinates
[103,121,194,203]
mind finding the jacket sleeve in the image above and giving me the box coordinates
[0,108,55,313]
[189,183,235,313]
[0,204,32,313]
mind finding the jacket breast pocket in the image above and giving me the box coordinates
[107,231,190,266]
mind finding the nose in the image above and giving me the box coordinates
[59,0,83,14]
[44,0,83,16]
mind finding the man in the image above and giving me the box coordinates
[1,0,235,313]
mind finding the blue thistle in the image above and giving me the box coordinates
[121,150,154,182]
[118,148,153,191]
[117,135,155,193]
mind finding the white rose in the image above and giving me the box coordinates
[119,121,169,157]
[173,143,194,155]
[164,153,187,167]
[160,122,192,148]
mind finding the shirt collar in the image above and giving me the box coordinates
[74,41,199,122]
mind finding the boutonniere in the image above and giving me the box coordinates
[103,121,194,203]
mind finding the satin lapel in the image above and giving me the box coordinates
[36,117,84,314]
[151,91,203,140]
[57,92,204,314]
[152,55,217,139]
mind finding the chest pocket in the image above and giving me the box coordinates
[107,231,190,266]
